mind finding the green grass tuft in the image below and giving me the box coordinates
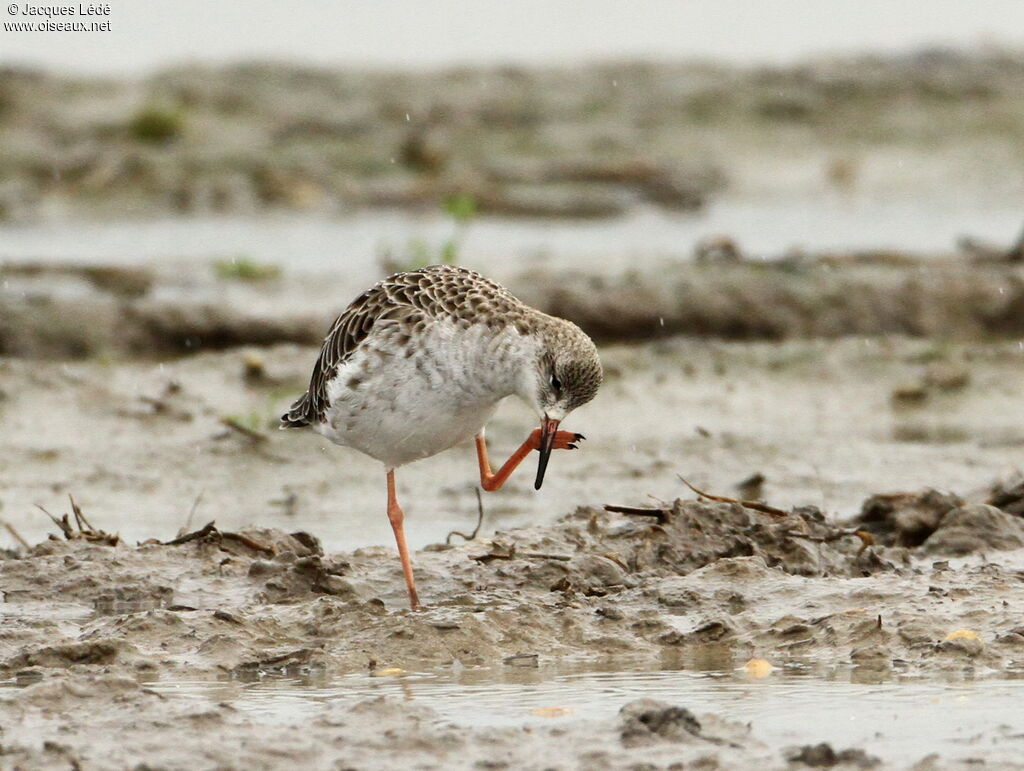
[127,106,184,144]
[213,257,282,282]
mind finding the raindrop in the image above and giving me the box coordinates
[405,113,410,122]
[659,317,664,327]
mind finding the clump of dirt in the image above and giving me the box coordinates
[854,490,965,547]
[478,498,891,596]
[853,489,1024,555]
[921,504,1024,556]
[786,743,880,768]
[5,639,137,670]
[987,473,1024,517]
[619,698,703,747]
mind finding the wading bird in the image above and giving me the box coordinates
[281,265,602,609]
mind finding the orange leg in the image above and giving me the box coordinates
[475,429,583,492]
[386,469,420,610]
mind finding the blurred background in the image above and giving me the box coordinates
[2,1,1023,550]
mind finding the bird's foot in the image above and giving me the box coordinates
[527,429,586,451]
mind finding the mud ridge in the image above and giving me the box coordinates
[3,491,1024,681]
[4,257,1024,358]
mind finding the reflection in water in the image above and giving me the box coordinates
[131,660,1024,765]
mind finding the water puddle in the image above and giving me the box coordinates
[1,194,1020,278]
[136,663,1024,765]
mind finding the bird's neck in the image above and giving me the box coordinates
[474,324,542,405]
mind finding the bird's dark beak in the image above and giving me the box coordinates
[534,416,560,490]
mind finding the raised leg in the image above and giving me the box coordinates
[475,428,583,492]
[386,469,420,610]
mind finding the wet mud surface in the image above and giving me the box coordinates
[3,44,1024,771]
[3,487,1024,768]
[2,330,1024,767]
[2,336,1024,553]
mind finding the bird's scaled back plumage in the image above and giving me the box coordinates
[280,264,602,468]
[280,265,528,429]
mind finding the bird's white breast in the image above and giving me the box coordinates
[315,320,535,468]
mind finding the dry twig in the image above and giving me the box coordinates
[469,542,571,563]
[220,530,275,555]
[678,475,789,518]
[182,492,204,533]
[219,417,268,443]
[35,498,118,545]
[1,519,30,550]
[69,495,97,532]
[470,542,515,563]
[162,520,274,555]
[603,504,671,524]
[163,521,218,546]
[36,504,72,538]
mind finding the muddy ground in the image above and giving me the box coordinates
[3,482,1024,768]
[2,330,1024,768]
[4,43,1024,771]
[3,51,1024,222]
[2,330,1024,551]
[4,254,1024,360]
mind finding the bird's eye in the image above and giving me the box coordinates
[550,374,562,391]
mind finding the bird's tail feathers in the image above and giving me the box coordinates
[279,392,314,429]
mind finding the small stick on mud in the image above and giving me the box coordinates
[470,542,516,563]
[161,520,274,555]
[521,551,572,562]
[182,492,204,533]
[69,494,97,532]
[220,530,275,555]
[469,542,571,562]
[678,475,789,518]
[1,519,31,550]
[447,488,485,544]
[36,504,74,539]
[604,504,671,525]
[163,521,218,546]
[36,499,118,545]
[219,417,268,443]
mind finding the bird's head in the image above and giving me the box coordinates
[518,317,603,489]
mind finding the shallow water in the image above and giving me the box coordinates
[137,664,1024,765]
[2,194,1020,281]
